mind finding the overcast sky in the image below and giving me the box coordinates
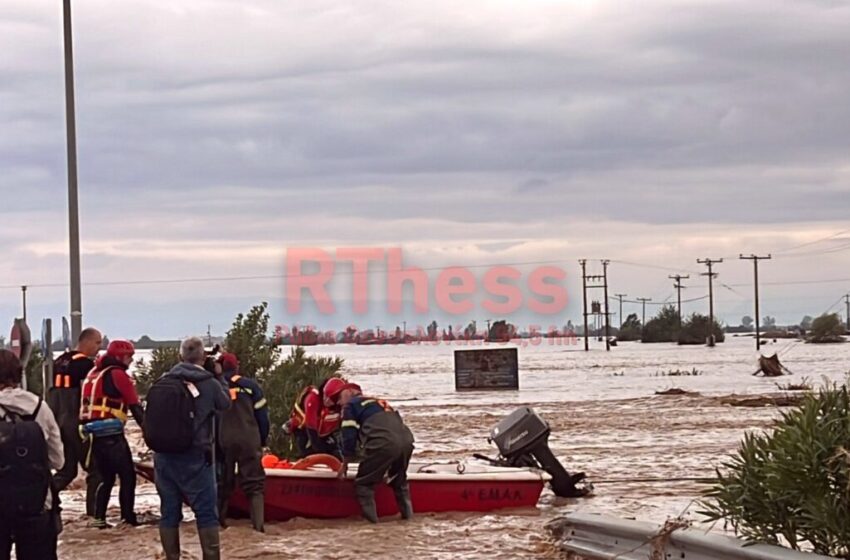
[1,0,849,339]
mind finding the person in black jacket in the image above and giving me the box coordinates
[216,352,269,532]
[48,327,102,516]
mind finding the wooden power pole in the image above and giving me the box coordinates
[636,297,652,327]
[697,258,723,347]
[668,274,688,329]
[739,254,771,351]
[614,293,627,329]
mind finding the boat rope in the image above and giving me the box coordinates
[590,476,715,485]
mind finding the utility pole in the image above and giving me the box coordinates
[579,260,610,351]
[668,275,689,328]
[602,260,611,351]
[697,258,723,347]
[614,293,627,329]
[636,297,652,327]
[207,324,212,346]
[579,260,589,351]
[403,320,407,339]
[64,0,83,343]
[739,254,771,351]
[21,286,27,322]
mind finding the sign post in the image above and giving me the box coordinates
[42,318,53,398]
[10,318,32,389]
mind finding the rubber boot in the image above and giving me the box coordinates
[158,527,181,560]
[198,526,221,560]
[355,485,379,523]
[393,484,414,520]
[217,495,228,528]
[249,494,265,533]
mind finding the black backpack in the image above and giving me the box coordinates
[0,398,51,517]
[143,375,197,453]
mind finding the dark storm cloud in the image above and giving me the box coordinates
[2,0,850,334]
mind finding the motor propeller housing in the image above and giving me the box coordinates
[489,407,588,498]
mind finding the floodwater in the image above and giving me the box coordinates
[56,336,850,559]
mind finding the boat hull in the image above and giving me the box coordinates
[135,460,547,521]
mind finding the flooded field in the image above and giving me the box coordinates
[57,336,850,559]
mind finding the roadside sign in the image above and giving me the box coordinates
[454,348,519,391]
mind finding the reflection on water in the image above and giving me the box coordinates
[58,337,849,559]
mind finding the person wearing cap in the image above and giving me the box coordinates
[327,383,415,523]
[79,339,145,528]
[216,352,269,532]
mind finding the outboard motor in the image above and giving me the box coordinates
[488,407,588,497]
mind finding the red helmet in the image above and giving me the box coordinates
[217,352,239,372]
[322,377,348,402]
[106,339,135,359]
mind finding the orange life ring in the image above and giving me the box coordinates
[261,454,281,468]
[291,453,342,471]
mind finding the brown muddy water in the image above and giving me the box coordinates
[56,337,849,559]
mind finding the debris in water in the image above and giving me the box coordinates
[752,354,793,377]
[718,394,804,407]
[654,388,698,396]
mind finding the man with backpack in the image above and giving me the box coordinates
[79,339,145,528]
[144,336,230,560]
[0,349,65,560]
[48,326,102,516]
[216,352,269,532]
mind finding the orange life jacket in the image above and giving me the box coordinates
[79,367,129,423]
[53,352,88,389]
[289,385,318,429]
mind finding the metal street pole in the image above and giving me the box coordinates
[64,0,83,343]
[21,285,27,322]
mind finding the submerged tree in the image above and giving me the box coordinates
[808,313,845,343]
[641,305,679,343]
[678,313,725,345]
[617,313,641,341]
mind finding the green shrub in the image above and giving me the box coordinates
[224,302,281,378]
[701,381,850,556]
[24,347,44,396]
[134,345,180,397]
[259,347,343,458]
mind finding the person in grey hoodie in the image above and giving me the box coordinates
[154,337,230,560]
[0,349,64,560]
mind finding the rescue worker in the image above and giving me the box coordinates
[216,352,269,532]
[48,327,102,516]
[79,339,145,528]
[329,383,415,523]
[0,349,64,560]
[283,377,344,458]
